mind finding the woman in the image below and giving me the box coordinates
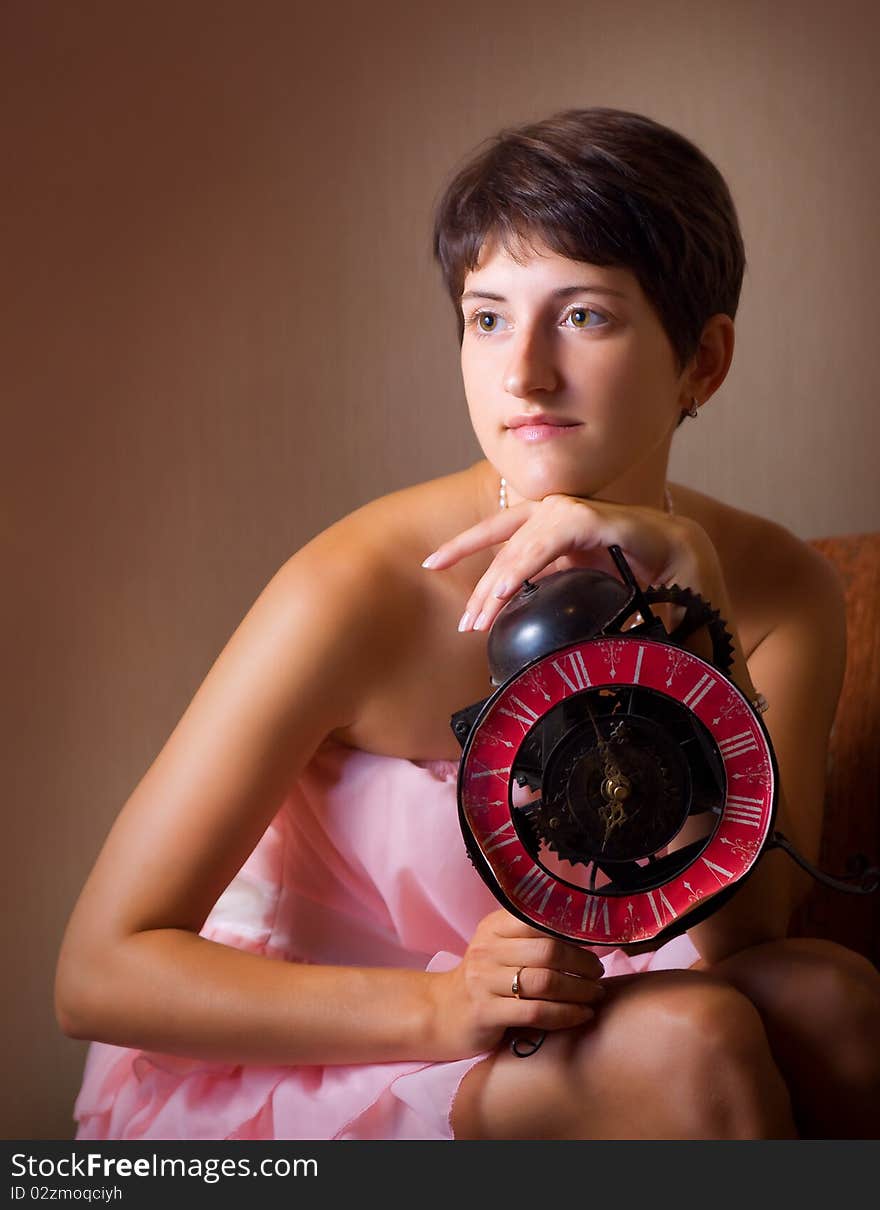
[56,107,880,1140]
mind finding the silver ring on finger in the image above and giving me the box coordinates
[511,966,526,999]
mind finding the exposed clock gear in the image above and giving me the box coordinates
[528,708,694,866]
[635,583,736,675]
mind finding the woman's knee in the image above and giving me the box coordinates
[778,941,880,1079]
[713,937,880,1079]
[576,972,794,1138]
[453,971,795,1139]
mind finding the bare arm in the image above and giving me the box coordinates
[55,527,454,1065]
[683,528,847,964]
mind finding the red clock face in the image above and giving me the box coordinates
[458,636,777,949]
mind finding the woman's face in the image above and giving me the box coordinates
[460,234,689,506]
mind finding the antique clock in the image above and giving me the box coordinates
[452,545,877,956]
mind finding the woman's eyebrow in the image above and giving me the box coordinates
[460,284,629,302]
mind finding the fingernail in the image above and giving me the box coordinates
[472,611,489,630]
[457,611,472,632]
[421,552,440,569]
[493,582,508,599]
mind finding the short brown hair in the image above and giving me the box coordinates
[433,107,745,399]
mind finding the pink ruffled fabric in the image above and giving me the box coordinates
[73,741,699,1140]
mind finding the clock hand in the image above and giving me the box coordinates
[601,799,626,850]
[582,695,635,847]
[582,695,618,780]
[600,775,632,848]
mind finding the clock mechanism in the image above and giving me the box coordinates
[517,692,700,867]
[451,546,878,956]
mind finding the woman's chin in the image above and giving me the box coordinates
[509,471,602,503]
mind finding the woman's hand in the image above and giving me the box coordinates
[428,908,606,1059]
[422,492,719,633]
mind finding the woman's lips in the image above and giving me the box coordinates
[508,422,582,442]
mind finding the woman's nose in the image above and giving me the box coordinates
[503,329,560,397]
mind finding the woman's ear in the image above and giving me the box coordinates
[683,314,735,410]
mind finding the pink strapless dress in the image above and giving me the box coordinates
[73,740,699,1140]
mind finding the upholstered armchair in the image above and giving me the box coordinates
[788,533,880,966]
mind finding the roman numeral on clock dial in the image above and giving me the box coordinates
[581,895,611,935]
[725,795,764,827]
[646,887,677,927]
[631,644,646,683]
[514,864,557,913]
[498,695,540,731]
[551,650,592,693]
[701,856,735,885]
[483,819,519,856]
[682,672,716,710]
[717,731,760,759]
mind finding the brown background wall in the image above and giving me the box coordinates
[2,0,878,1139]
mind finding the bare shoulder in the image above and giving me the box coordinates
[287,463,485,604]
[330,463,487,560]
[268,486,431,689]
[278,466,499,758]
[276,462,489,696]
[671,482,846,656]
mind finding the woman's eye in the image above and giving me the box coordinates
[567,307,607,329]
[473,311,505,333]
